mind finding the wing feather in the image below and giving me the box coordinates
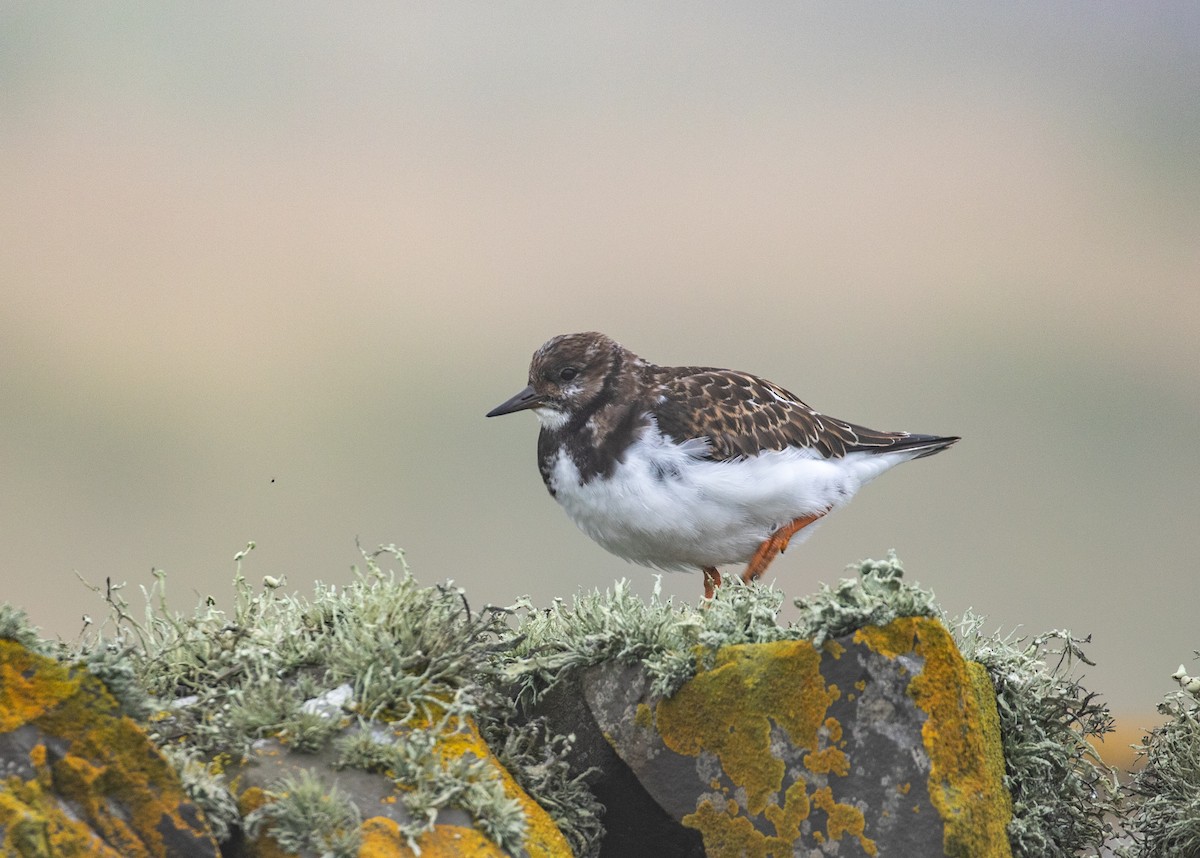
[652,367,933,462]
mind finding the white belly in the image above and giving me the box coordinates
[545,428,916,571]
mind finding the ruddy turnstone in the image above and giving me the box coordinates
[486,332,958,597]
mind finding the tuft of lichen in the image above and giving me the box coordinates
[243,769,363,858]
[0,603,49,654]
[1120,656,1200,856]
[484,715,606,858]
[503,573,801,704]
[158,745,242,843]
[952,613,1119,857]
[792,550,941,646]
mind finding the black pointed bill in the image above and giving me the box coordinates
[486,385,545,417]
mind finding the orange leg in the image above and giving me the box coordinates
[741,512,826,584]
[702,566,722,599]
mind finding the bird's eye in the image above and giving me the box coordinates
[559,367,578,382]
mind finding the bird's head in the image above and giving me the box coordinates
[486,331,629,430]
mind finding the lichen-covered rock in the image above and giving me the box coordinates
[227,712,572,858]
[0,639,220,858]
[534,616,1012,857]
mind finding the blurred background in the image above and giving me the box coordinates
[3,4,1197,764]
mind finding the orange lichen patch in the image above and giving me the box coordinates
[361,816,508,858]
[811,787,877,856]
[856,618,1013,858]
[823,640,845,659]
[684,800,767,858]
[804,718,849,776]
[656,640,840,816]
[683,792,817,858]
[658,639,879,855]
[27,741,47,770]
[0,640,80,731]
[762,779,810,843]
[803,744,849,777]
[0,640,219,858]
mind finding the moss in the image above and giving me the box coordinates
[856,617,1012,858]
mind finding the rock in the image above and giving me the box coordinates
[532,616,1013,857]
[0,639,220,858]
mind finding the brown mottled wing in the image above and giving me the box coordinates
[652,367,918,461]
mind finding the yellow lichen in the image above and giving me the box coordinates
[811,787,877,856]
[656,640,839,816]
[0,775,126,857]
[683,800,770,858]
[360,817,507,858]
[634,702,653,729]
[681,792,820,858]
[856,618,1013,858]
[761,779,810,843]
[658,640,876,855]
[0,640,218,858]
[0,641,80,732]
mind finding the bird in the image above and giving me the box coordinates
[486,332,958,598]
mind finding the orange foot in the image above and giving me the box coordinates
[740,512,826,585]
[702,566,722,599]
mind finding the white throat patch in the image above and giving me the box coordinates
[534,408,569,430]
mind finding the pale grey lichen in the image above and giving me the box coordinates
[158,745,241,843]
[953,613,1119,857]
[1120,655,1200,857]
[243,769,362,858]
[485,715,605,858]
[0,603,51,654]
[791,550,941,646]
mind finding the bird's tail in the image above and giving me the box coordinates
[889,434,960,459]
